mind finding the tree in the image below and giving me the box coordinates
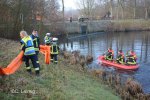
[77,0,96,19]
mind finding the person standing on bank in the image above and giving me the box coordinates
[51,38,59,64]
[44,33,52,45]
[30,30,40,56]
[20,31,40,75]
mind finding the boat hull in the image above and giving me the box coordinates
[98,56,139,70]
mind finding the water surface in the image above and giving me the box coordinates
[60,32,150,93]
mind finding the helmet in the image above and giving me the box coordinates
[52,37,58,41]
[108,47,112,50]
[130,50,134,53]
[119,50,122,53]
[46,33,51,36]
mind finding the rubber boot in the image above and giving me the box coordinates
[35,70,40,76]
[27,69,32,75]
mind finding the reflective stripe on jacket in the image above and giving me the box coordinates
[51,45,59,54]
[44,36,51,44]
[117,53,125,64]
[127,56,136,65]
[21,36,35,55]
[130,52,137,60]
[108,49,114,56]
[30,35,40,51]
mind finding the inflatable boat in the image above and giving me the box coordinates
[98,56,139,70]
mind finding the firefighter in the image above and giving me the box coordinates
[20,31,40,75]
[51,37,59,64]
[104,47,114,61]
[44,33,52,45]
[126,50,137,65]
[129,50,137,61]
[30,30,40,55]
[116,50,125,64]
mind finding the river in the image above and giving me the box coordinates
[60,31,150,94]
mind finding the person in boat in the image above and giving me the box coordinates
[116,50,125,64]
[130,50,137,61]
[126,50,137,65]
[104,47,114,61]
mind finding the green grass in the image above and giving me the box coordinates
[0,38,120,100]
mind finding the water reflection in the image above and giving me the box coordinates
[60,32,150,93]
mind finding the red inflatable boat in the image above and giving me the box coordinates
[98,56,139,70]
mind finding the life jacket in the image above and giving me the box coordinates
[30,34,40,51]
[119,52,124,58]
[130,52,137,60]
[116,52,125,64]
[126,56,136,65]
[105,49,114,61]
[108,49,114,56]
[21,36,35,55]
[51,44,59,54]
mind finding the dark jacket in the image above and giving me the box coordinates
[30,34,40,51]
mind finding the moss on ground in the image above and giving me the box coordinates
[0,38,120,100]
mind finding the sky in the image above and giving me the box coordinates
[63,0,77,10]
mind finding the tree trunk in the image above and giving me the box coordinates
[133,0,136,19]
[62,0,65,33]
[110,0,113,18]
[116,0,119,20]
[121,7,124,19]
[120,0,124,19]
[62,0,64,21]
[144,0,148,19]
[145,8,148,19]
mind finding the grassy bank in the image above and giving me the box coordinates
[0,38,120,100]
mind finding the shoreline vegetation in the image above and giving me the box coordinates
[63,19,150,34]
[110,19,150,32]
[0,38,120,100]
[0,20,150,41]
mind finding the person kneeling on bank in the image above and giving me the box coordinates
[20,31,40,75]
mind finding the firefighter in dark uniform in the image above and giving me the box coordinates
[44,33,52,45]
[30,30,40,55]
[20,31,40,75]
[126,50,137,65]
[116,50,125,64]
[51,38,59,64]
[104,47,114,61]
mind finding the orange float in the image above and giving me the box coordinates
[0,45,51,75]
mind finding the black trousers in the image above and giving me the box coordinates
[24,54,40,74]
[51,54,58,64]
[35,51,39,56]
